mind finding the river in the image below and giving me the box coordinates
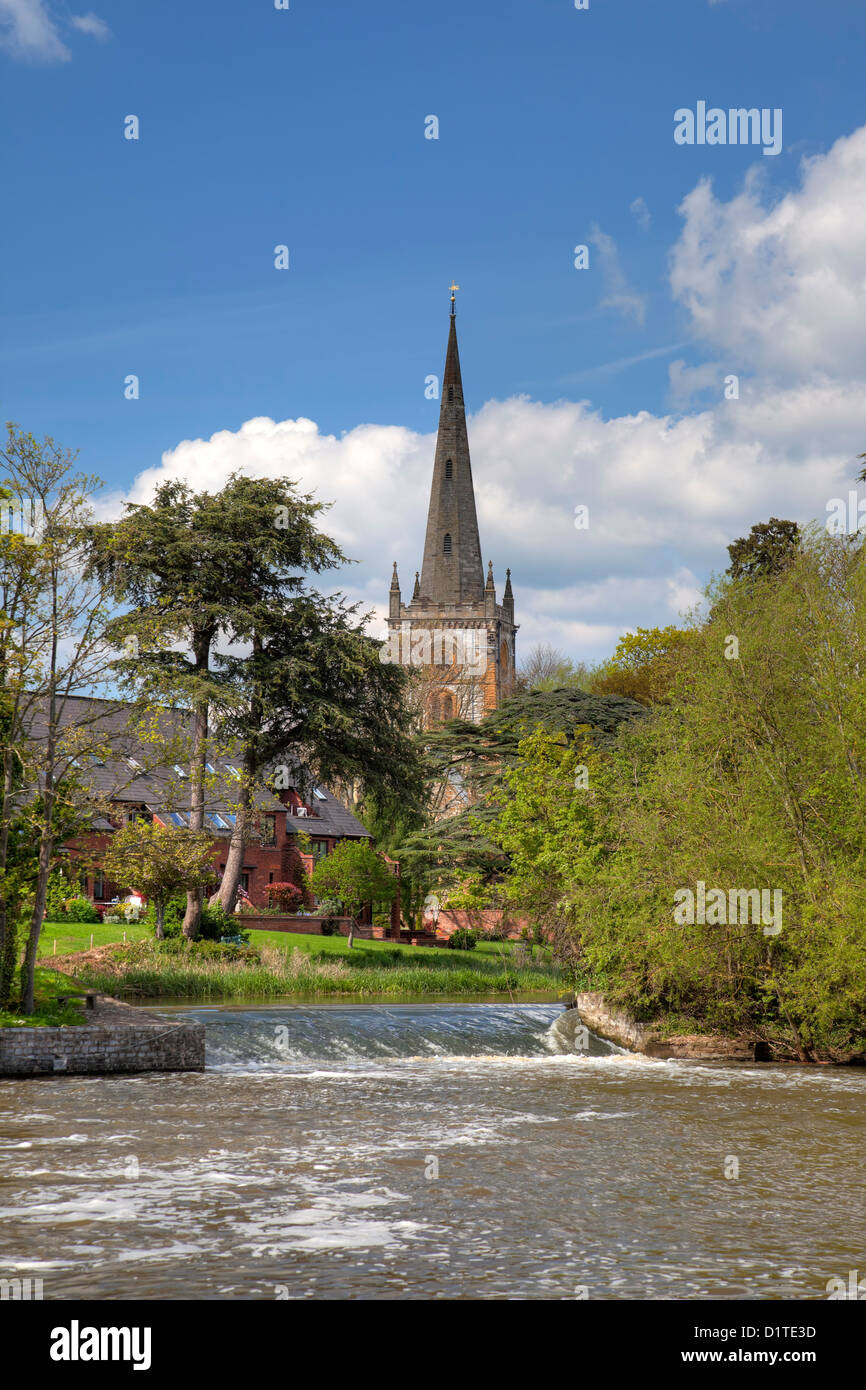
[1,1000,864,1300]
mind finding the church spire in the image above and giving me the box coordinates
[418,297,485,606]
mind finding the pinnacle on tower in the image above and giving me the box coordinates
[389,561,401,619]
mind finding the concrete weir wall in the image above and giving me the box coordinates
[0,996,205,1077]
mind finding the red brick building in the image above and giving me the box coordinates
[38,696,374,915]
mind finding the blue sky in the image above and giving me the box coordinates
[2,0,866,661]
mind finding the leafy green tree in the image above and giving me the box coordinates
[726,517,800,581]
[1,426,114,1012]
[589,625,698,706]
[102,821,217,939]
[535,525,866,1059]
[88,474,423,925]
[311,841,397,948]
[395,686,645,900]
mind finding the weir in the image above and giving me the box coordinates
[182,1001,619,1071]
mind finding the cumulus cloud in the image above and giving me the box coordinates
[107,126,866,664]
[670,126,866,380]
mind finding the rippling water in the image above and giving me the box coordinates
[1,1001,864,1300]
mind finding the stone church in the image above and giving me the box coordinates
[387,293,517,725]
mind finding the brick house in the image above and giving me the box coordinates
[31,695,375,915]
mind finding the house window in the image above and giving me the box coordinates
[311,840,329,860]
[240,873,250,893]
[261,817,276,846]
[94,872,105,899]
[443,533,452,554]
[445,459,453,479]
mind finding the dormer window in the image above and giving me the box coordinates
[445,459,453,479]
[443,533,452,554]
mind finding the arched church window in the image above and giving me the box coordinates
[443,532,452,554]
[445,459,453,479]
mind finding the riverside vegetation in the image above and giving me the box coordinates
[480,523,866,1062]
[51,935,563,1000]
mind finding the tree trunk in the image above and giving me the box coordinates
[210,638,261,915]
[212,773,252,914]
[155,901,165,940]
[0,757,16,1008]
[182,660,209,940]
[21,823,52,1014]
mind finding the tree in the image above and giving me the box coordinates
[392,685,645,902]
[1,426,114,1013]
[311,841,397,949]
[726,518,800,581]
[534,525,866,1059]
[88,473,424,925]
[102,821,217,939]
[515,643,591,693]
[213,586,423,915]
[590,625,698,706]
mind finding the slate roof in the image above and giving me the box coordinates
[22,694,370,841]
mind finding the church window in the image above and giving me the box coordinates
[443,533,452,554]
[445,459,453,479]
[448,386,454,401]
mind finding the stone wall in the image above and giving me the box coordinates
[0,996,204,1077]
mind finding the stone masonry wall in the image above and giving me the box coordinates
[0,996,204,1077]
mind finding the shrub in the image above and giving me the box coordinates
[319,919,340,936]
[267,881,304,912]
[64,897,101,924]
[144,896,249,943]
[448,927,478,951]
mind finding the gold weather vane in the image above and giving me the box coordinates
[450,281,460,314]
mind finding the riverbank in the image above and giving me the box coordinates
[0,968,90,1029]
[574,991,866,1065]
[47,936,565,1000]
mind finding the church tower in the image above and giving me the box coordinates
[386,290,517,725]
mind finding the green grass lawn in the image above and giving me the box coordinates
[0,966,88,1028]
[38,920,535,969]
[38,921,150,957]
[37,920,564,1000]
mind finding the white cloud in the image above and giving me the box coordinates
[70,12,109,40]
[670,126,866,380]
[589,224,647,326]
[0,1,110,62]
[0,0,69,62]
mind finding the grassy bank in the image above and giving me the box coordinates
[50,936,564,1000]
[0,967,88,1028]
